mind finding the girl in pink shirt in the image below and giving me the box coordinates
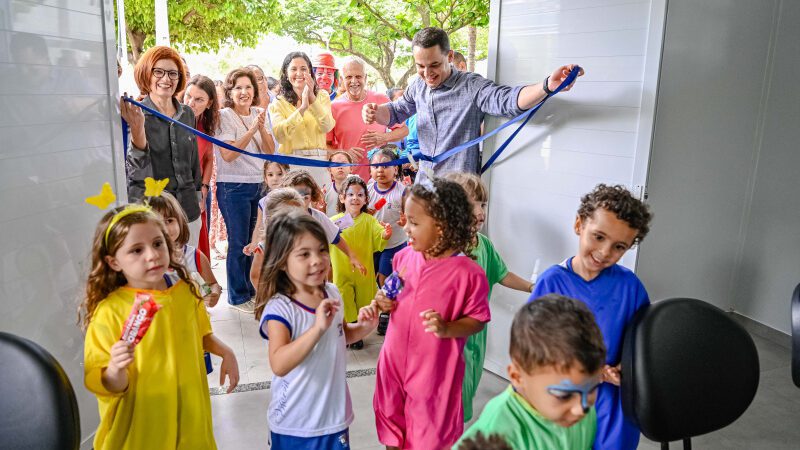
[372,177,490,449]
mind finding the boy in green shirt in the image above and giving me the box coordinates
[444,172,534,421]
[456,294,607,450]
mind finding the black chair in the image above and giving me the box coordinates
[792,282,800,388]
[0,332,81,450]
[621,298,759,449]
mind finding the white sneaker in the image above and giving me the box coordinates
[229,299,255,314]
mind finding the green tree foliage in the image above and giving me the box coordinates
[278,0,489,88]
[118,0,275,63]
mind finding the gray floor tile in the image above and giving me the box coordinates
[211,389,269,450]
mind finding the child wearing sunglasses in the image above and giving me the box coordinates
[456,294,606,449]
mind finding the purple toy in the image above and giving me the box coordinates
[381,271,404,300]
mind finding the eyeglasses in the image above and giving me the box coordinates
[255,76,265,82]
[152,68,180,80]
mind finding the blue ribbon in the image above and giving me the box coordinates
[121,66,580,172]
[480,66,580,174]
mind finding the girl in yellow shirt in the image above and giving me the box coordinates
[329,175,392,348]
[79,205,239,450]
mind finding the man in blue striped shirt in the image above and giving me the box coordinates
[363,27,583,179]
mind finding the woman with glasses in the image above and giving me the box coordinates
[215,67,276,313]
[120,46,204,247]
[269,52,336,191]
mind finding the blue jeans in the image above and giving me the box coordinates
[216,182,261,305]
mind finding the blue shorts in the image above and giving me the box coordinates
[270,429,349,450]
[373,242,407,277]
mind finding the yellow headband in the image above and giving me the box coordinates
[104,204,153,247]
[85,178,170,247]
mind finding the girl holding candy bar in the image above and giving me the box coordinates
[80,204,239,450]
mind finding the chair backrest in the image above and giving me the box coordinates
[792,283,800,387]
[0,332,80,450]
[621,298,759,443]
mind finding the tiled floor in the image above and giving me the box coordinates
[208,255,800,449]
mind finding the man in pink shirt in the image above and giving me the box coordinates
[328,56,408,181]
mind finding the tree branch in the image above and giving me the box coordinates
[181,8,199,25]
[397,65,416,89]
[356,1,413,40]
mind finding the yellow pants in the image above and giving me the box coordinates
[334,272,378,323]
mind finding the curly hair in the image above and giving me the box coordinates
[281,169,323,204]
[577,184,653,244]
[222,67,260,109]
[336,175,368,214]
[279,52,318,106]
[79,207,200,331]
[408,177,476,257]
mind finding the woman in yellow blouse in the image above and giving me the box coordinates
[269,52,336,191]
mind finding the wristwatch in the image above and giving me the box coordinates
[543,76,554,95]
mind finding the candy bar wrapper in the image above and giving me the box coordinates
[381,271,404,300]
[191,271,212,297]
[120,292,161,346]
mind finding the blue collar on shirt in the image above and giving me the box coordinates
[373,181,396,195]
[561,256,617,283]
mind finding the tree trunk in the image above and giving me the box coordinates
[127,28,146,64]
[467,26,477,72]
[397,66,417,90]
[377,66,396,90]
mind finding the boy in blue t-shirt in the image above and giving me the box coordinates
[529,184,653,450]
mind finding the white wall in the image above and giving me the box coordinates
[636,0,779,311]
[483,0,664,376]
[0,0,123,444]
[732,0,800,334]
[637,0,799,335]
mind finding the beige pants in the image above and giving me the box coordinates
[187,217,201,248]
[292,149,331,192]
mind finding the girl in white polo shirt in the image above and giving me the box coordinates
[255,212,378,449]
